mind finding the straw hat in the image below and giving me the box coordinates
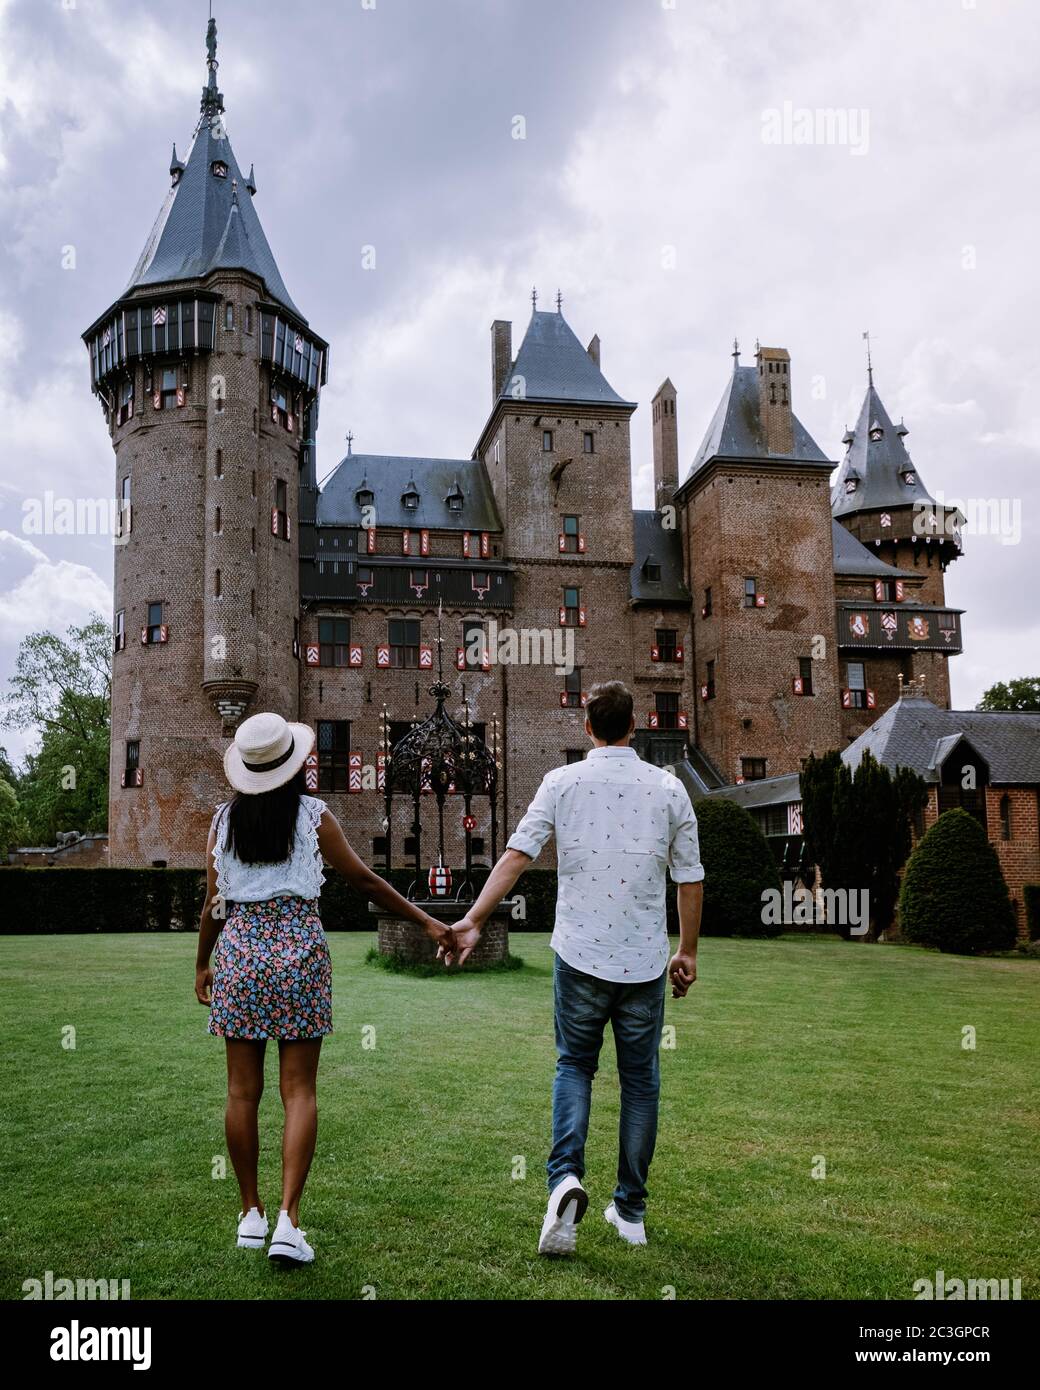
[223,712,315,794]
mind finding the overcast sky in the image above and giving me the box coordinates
[1,0,1037,763]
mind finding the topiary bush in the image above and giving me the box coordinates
[1023,884,1040,942]
[694,797,783,937]
[898,808,1017,954]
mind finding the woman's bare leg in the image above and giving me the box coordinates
[225,1039,266,1215]
[277,1039,323,1225]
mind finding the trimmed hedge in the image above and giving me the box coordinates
[1024,884,1040,942]
[898,808,1018,955]
[695,798,783,937]
[0,864,689,936]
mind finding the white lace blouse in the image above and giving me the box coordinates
[211,795,327,903]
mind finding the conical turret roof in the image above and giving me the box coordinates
[831,379,934,518]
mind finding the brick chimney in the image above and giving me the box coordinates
[491,320,512,400]
[651,378,678,510]
[756,345,794,454]
[586,334,601,369]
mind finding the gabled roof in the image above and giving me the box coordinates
[831,518,913,578]
[500,311,634,408]
[842,696,1040,785]
[831,380,934,518]
[122,20,303,320]
[630,510,690,604]
[316,454,503,533]
[699,771,803,809]
[682,363,831,485]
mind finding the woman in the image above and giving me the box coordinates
[195,711,452,1264]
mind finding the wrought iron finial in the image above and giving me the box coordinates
[732,337,740,366]
[531,285,538,312]
[863,329,874,386]
[200,13,224,120]
[555,288,563,313]
[345,429,353,456]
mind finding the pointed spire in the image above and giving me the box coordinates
[245,163,257,196]
[170,143,185,184]
[201,15,224,123]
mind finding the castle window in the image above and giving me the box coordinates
[317,719,351,792]
[214,506,222,534]
[656,628,678,662]
[160,368,178,409]
[224,303,234,330]
[845,661,867,709]
[273,479,289,540]
[114,609,126,653]
[356,487,374,509]
[1000,793,1011,841]
[563,668,583,708]
[270,383,289,428]
[123,740,140,787]
[654,691,679,730]
[215,449,223,478]
[844,478,857,494]
[358,566,374,586]
[769,383,777,404]
[214,569,222,598]
[447,492,464,513]
[402,488,420,510]
[319,618,351,667]
[705,659,716,699]
[562,586,581,626]
[583,431,595,454]
[472,571,489,592]
[744,577,758,607]
[118,379,134,425]
[462,621,487,671]
[118,475,131,537]
[799,656,814,696]
[251,527,256,555]
[565,749,585,764]
[642,559,661,583]
[543,430,554,452]
[561,514,581,553]
[211,160,228,178]
[251,470,257,499]
[902,470,916,485]
[145,601,164,644]
[250,589,256,617]
[742,758,767,782]
[389,618,420,669]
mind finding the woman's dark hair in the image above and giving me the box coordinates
[225,767,306,865]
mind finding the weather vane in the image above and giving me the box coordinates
[531,286,538,311]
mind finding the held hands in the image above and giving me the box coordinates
[668,949,697,999]
[437,913,482,968]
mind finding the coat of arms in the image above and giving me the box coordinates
[849,612,869,638]
[908,616,930,641]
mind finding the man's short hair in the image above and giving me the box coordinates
[585,681,634,743]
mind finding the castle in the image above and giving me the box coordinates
[84,21,967,872]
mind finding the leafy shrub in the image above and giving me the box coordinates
[1023,884,1040,942]
[694,798,782,937]
[898,808,1017,954]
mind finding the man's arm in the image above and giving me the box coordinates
[443,771,558,965]
[667,784,705,999]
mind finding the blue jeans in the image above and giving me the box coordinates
[547,952,667,1222]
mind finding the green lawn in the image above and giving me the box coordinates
[1,932,1037,1300]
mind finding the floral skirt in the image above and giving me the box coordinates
[208,896,333,1041]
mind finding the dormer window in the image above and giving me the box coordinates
[356,487,374,509]
[211,160,228,178]
[642,557,662,583]
[445,480,465,512]
[402,481,420,510]
[902,470,916,485]
[844,478,858,494]
[869,422,884,442]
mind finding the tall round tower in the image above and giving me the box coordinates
[82,18,327,866]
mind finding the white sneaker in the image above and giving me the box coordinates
[268,1210,315,1265]
[538,1174,589,1256]
[236,1206,269,1249]
[604,1201,647,1246]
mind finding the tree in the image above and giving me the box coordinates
[898,808,1017,954]
[977,677,1040,712]
[801,750,927,940]
[3,615,111,844]
[695,798,783,937]
[0,779,26,858]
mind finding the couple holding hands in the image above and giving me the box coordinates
[196,680,703,1264]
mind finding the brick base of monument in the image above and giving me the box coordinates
[373,901,511,966]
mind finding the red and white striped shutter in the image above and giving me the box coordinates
[376,644,390,667]
[841,689,852,708]
[577,534,586,553]
[271,403,279,424]
[677,711,689,729]
[651,645,660,661]
[675,645,684,661]
[152,391,161,410]
[349,644,363,667]
[402,529,410,556]
[367,529,376,553]
[140,627,148,644]
[480,532,489,557]
[135,768,144,787]
[287,413,294,433]
[305,750,318,792]
[874,580,884,601]
[176,386,185,407]
[866,689,877,709]
[419,645,433,668]
[158,625,168,643]
[756,594,767,607]
[120,770,126,787]
[788,802,803,835]
[648,711,659,729]
[894,580,905,602]
[559,691,568,707]
[456,647,466,671]
[792,677,804,695]
[463,532,471,558]
[558,534,566,552]
[348,751,363,793]
[700,684,709,700]
[271,507,279,535]
[481,648,491,672]
[578,607,586,627]
[579,691,587,708]
[420,529,429,556]
[286,514,291,541]
[305,644,320,666]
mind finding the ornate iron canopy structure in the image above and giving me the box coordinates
[380,604,500,901]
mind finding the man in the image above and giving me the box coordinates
[444,680,703,1255]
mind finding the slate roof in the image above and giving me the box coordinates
[842,696,1040,785]
[698,772,803,809]
[683,363,831,486]
[501,311,634,407]
[122,25,304,320]
[316,454,503,533]
[630,510,690,603]
[831,381,934,518]
[831,518,913,578]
